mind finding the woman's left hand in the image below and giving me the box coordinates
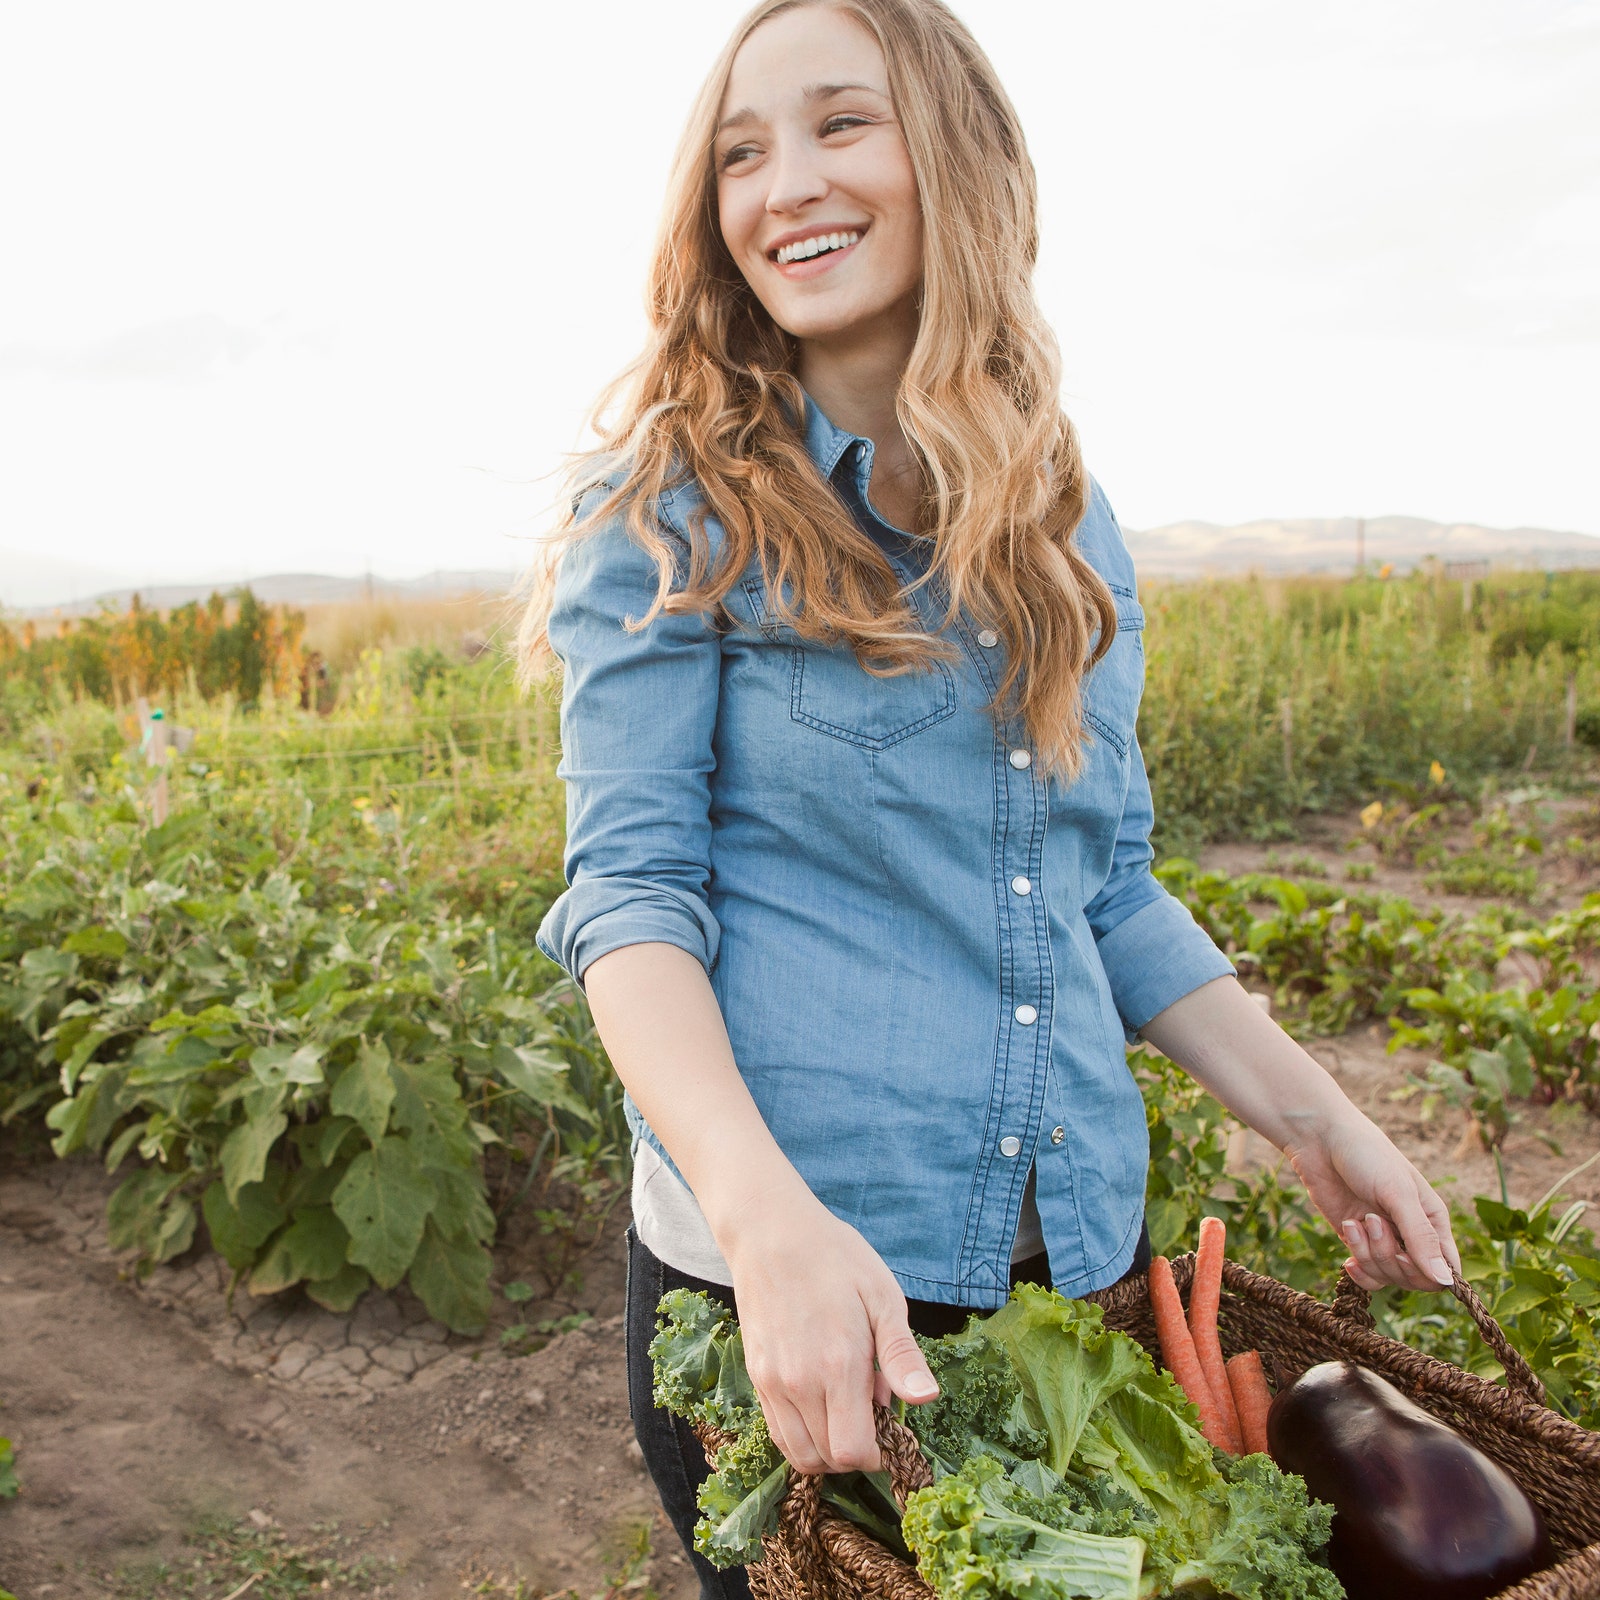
[1283,1112,1462,1292]
[1140,976,1462,1295]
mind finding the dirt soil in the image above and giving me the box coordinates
[0,1160,695,1600]
[3,800,1596,1600]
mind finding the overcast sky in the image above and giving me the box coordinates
[3,0,1598,602]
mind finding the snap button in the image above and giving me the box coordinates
[1011,875,1031,896]
[999,1135,1022,1158]
[1050,1125,1065,1145]
[1008,748,1032,770]
[977,629,999,649]
[1014,1003,1038,1026]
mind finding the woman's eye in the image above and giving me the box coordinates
[821,115,870,136]
[720,144,758,170]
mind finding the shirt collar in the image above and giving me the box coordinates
[801,389,875,494]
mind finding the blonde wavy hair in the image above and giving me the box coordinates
[520,0,1118,779]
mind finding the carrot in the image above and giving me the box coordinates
[1227,1350,1273,1455]
[1187,1216,1243,1455]
[1148,1255,1235,1453]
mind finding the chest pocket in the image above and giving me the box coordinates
[742,578,958,751]
[1081,588,1145,759]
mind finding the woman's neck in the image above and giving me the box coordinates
[798,309,923,531]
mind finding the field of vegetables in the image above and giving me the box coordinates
[1,566,1598,1599]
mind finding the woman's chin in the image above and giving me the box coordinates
[769,295,916,351]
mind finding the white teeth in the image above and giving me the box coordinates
[776,230,861,265]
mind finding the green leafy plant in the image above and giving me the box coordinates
[1390,976,1600,1148]
[1,781,623,1333]
[1372,1156,1600,1427]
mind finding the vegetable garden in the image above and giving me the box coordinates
[1,567,1598,1598]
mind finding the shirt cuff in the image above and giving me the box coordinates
[536,876,721,987]
[1095,889,1236,1040]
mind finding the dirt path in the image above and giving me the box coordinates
[0,1155,695,1600]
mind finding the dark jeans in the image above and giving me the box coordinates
[624,1222,1152,1600]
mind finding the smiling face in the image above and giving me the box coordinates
[715,4,923,353]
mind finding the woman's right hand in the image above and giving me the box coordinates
[723,1195,940,1476]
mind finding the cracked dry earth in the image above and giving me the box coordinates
[0,1152,697,1600]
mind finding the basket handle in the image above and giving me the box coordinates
[1330,1267,1549,1408]
[876,1407,934,1509]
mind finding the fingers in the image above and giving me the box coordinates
[759,1387,828,1477]
[1376,1171,1459,1287]
[749,1332,886,1475]
[865,1284,939,1407]
[1340,1198,1456,1293]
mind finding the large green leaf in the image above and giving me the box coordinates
[249,1042,327,1088]
[426,1162,495,1247]
[219,1108,289,1202]
[407,1215,491,1333]
[247,1227,302,1295]
[107,1168,186,1253]
[305,1260,371,1314]
[203,1179,287,1272]
[330,1038,396,1145]
[45,1076,125,1157]
[491,1042,593,1121]
[332,1137,437,1288]
[390,1055,476,1168]
[61,925,129,961]
[282,1205,349,1283]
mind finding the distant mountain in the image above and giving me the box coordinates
[1124,516,1600,579]
[14,569,523,617]
[10,516,1600,616]
[1,550,137,611]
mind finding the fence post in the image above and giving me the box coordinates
[1280,697,1294,786]
[147,709,171,825]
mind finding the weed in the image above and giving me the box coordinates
[113,1515,396,1599]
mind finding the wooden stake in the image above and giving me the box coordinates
[1280,697,1294,785]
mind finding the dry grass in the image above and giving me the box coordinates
[300,593,522,670]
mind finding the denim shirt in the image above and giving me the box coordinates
[537,397,1234,1306]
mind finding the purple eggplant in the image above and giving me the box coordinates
[1267,1361,1552,1600]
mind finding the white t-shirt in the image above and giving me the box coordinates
[632,1140,1047,1287]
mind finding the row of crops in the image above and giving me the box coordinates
[1,574,1598,1421]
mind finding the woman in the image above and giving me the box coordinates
[522,1,1460,1591]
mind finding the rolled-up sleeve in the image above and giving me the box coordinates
[1085,728,1235,1040]
[535,494,722,986]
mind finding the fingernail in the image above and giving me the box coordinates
[1431,1259,1454,1286]
[903,1374,938,1401]
[1341,1221,1365,1249]
[1365,1213,1385,1245]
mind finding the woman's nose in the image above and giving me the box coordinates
[764,139,828,216]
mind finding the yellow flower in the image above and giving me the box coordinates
[1429,760,1446,785]
[1360,800,1385,830]
[352,796,372,811]
[497,879,518,892]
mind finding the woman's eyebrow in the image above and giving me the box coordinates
[716,82,887,134]
[802,81,887,102]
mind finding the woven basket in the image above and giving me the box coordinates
[698,1257,1600,1600]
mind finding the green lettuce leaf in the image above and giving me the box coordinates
[695,1414,789,1567]
[903,1454,1146,1600]
[649,1287,760,1428]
